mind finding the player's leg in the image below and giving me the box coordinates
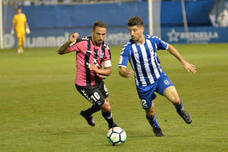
[163,86,181,107]
[99,82,118,129]
[163,86,192,124]
[21,34,25,52]
[16,31,24,53]
[80,105,100,117]
[80,104,100,127]
[17,37,23,53]
[76,85,101,126]
[145,102,164,137]
[76,81,118,128]
[100,97,118,129]
[156,73,192,124]
[137,85,164,137]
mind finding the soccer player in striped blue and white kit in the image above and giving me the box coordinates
[118,16,196,137]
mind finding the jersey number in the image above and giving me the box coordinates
[90,92,100,102]
[141,99,148,109]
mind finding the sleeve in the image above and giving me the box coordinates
[118,45,130,68]
[12,16,16,24]
[103,45,112,68]
[68,39,86,52]
[153,36,168,50]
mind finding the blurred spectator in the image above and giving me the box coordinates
[209,0,227,27]
[42,0,58,5]
[62,0,72,4]
[217,10,228,27]
[23,0,31,6]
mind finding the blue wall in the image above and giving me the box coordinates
[5,0,215,31]
[161,0,214,26]
[21,2,147,29]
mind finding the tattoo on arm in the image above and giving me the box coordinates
[57,41,71,55]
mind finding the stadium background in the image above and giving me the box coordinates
[1,0,228,48]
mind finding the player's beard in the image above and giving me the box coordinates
[132,36,139,43]
[96,39,103,46]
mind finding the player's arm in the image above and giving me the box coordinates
[25,22,30,34]
[57,40,71,55]
[119,66,134,78]
[89,60,112,76]
[25,20,28,29]
[23,14,30,34]
[11,22,15,31]
[90,65,112,76]
[57,32,79,55]
[167,44,196,73]
[10,17,16,34]
[118,46,134,78]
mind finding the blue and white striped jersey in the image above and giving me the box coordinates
[118,34,168,87]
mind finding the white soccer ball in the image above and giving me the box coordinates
[107,127,127,146]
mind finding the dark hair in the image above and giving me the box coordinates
[92,21,107,30]
[128,16,144,27]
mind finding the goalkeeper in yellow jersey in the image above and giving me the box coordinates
[11,7,30,53]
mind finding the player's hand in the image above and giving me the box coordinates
[126,70,134,78]
[119,67,134,78]
[26,27,30,34]
[89,64,99,74]
[69,32,79,43]
[10,29,14,35]
[183,62,197,73]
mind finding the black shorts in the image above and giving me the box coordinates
[75,81,109,106]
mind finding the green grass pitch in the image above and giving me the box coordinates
[0,43,228,152]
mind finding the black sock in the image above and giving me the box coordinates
[173,100,184,112]
[84,105,100,116]
[146,115,160,128]
[102,111,116,128]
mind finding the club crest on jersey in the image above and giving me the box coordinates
[164,80,170,85]
[100,52,104,59]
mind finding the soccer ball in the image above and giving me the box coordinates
[107,127,127,146]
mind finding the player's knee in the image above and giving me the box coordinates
[105,98,109,103]
[170,96,181,104]
[147,112,155,118]
[146,109,155,117]
[101,101,111,112]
